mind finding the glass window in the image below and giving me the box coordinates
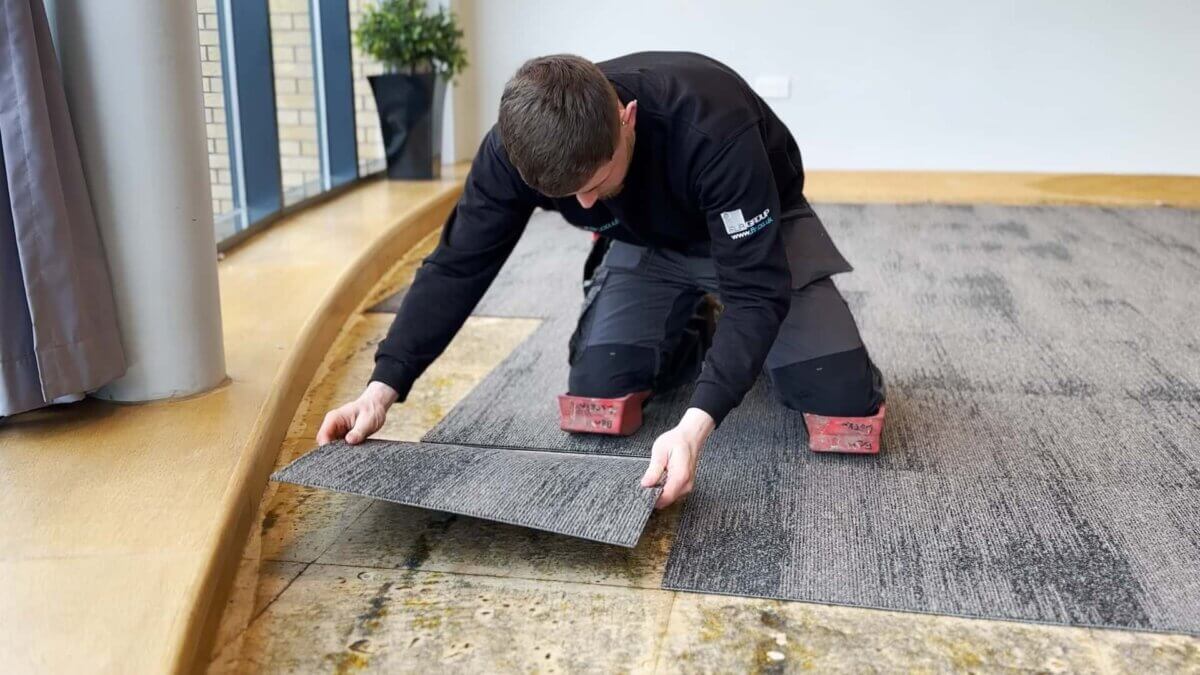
[196,0,372,245]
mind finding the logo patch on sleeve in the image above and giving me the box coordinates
[721,207,773,240]
[721,209,749,235]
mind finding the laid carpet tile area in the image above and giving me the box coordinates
[662,459,1200,634]
[272,439,660,547]
[424,321,1200,488]
[474,209,594,318]
[367,209,593,317]
[422,315,691,456]
[828,204,1200,346]
[423,203,1200,633]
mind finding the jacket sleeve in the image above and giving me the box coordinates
[688,127,792,425]
[370,129,534,401]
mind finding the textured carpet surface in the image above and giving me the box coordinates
[368,209,593,317]
[272,439,660,547]
[423,315,690,456]
[424,203,1200,634]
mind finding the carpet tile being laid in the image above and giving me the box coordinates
[422,203,1200,634]
[302,212,623,547]
[271,439,660,547]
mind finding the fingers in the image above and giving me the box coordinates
[655,445,696,509]
[318,401,376,446]
[345,404,379,445]
[318,389,394,446]
[655,471,686,509]
[641,444,669,487]
[662,461,691,504]
[317,408,351,445]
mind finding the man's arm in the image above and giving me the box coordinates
[642,127,791,505]
[689,126,792,423]
[371,130,535,401]
[318,129,534,445]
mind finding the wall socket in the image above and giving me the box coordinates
[752,75,791,99]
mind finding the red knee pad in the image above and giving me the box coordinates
[558,391,652,436]
[803,403,886,454]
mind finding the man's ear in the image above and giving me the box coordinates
[621,99,638,129]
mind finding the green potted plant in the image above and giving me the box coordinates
[355,0,467,179]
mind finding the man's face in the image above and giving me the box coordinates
[573,100,637,209]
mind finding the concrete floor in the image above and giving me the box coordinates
[210,232,1200,674]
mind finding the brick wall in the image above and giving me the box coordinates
[196,0,233,219]
[348,0,387,175]
[268,0,321,205]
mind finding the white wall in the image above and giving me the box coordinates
[451,0,1200,174]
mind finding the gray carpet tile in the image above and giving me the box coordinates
[368,209,593,317]
[827,204,1200,346]
[271,439,660,547]
[473,209,593,318]
[422,315,691,456]
[421,203,1200,633]
[424,321,1200,487]
[662,459,1200,634]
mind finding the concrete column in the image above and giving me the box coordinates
[44,0,226,401]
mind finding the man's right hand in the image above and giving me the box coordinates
[316,381,400,445]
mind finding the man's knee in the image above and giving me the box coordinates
[568,344,657,398]
[769,347,883,417]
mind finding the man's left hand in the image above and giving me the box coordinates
[641,407,716,508]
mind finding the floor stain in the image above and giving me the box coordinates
[324,580,394,673]
[404,514,457,569]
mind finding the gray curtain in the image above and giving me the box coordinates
[0,0,125,416]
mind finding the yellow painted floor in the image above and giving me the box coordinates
[2,168,1198,673]
[211,173,1199,673]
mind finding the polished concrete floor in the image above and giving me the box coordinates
[209,231,1200,674]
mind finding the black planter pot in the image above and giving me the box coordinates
[368,72,446,180]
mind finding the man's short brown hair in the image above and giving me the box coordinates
[498,54,620,197]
